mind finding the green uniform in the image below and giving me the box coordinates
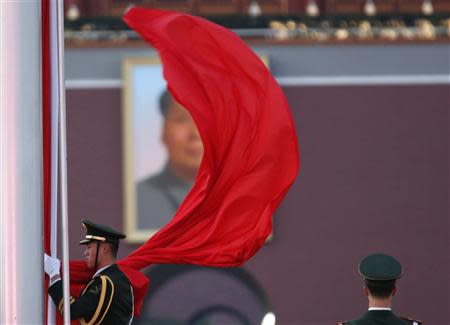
[48,264,133,325]
[338,310,422,325]
[337,254,422,325]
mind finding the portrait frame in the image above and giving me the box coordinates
[122,56,169,243]
[123,54,272,244]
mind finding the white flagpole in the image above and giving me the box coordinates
[56,0,72,323]
[48,1,60,323]
[51,1,60,257]
[0,1,43,323]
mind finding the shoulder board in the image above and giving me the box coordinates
[401,316,422,325]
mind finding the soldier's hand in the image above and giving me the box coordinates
[44,253,61,278]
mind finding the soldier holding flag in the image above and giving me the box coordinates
[44,219,134,324]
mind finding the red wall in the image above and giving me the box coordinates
[66,84,449,324]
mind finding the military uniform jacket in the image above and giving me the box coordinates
[49,264,133,325]
[338,310,422,325]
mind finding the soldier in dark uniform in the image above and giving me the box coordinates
[337,253,422,325]
[44,219,134,325]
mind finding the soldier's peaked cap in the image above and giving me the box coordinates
[358,253,403,281]
[79,218,126,245]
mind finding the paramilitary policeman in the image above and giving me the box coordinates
[337,253,422,325]
[44,219,134,325]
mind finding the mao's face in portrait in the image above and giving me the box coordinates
[162,100,204,181]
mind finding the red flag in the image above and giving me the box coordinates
[69,7,299,318]
[122,7,299,267]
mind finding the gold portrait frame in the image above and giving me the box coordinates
[122,56,166,243]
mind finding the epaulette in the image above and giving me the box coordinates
[401,316,422,325]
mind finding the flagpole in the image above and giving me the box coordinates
[46,1,60,323]
[0,2,43,323]
[56,0,72,323]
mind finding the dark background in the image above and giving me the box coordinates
[65,0,450,17]
[65,81,449,324]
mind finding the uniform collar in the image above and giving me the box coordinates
[368,307,392,311]
[93,264,113,278]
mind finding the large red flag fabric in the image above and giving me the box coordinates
[122,7,299,267]
[68,7,299,319]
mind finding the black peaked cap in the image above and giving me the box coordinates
[79,218,126,245]
[359,253,403,281]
